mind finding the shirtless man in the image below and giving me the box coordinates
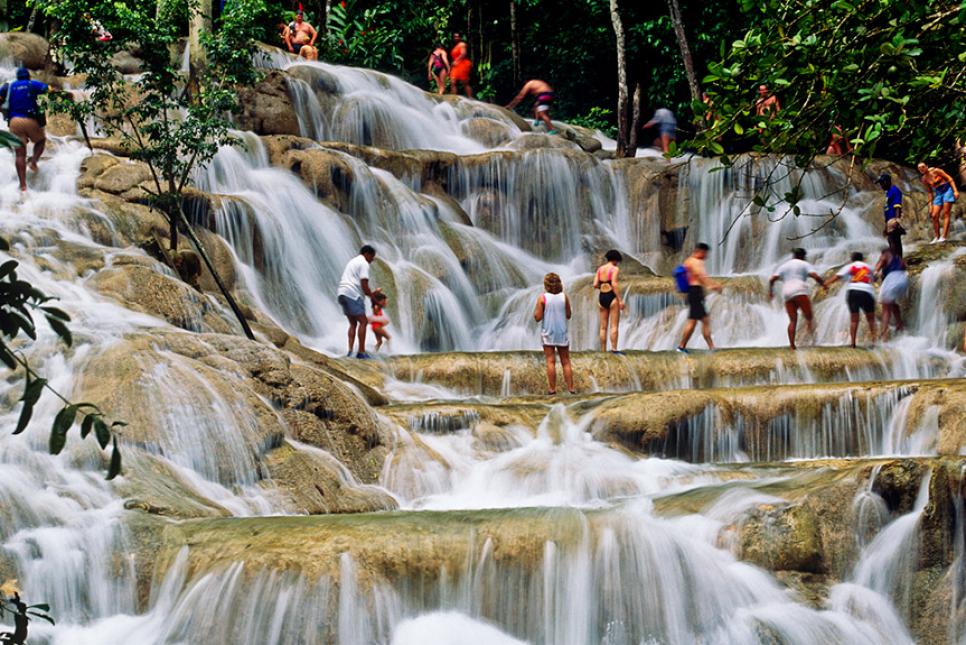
[449,33,473,98]
[287,11,318,61]
[506,79,556,134]
[754,84,781,119]
[677,243,723,353]
[917,162,959,243]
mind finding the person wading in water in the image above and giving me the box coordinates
[505,79,557,134]
[534,272,575,395]
[769,248,826,350]
[337,245,378,359]
[825,251,878,348]
[677,243,722,353]
[0,68,49,194]
[593,250,626,353]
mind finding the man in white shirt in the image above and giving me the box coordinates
[825,251,877,348]
[768,248,826,350]
[337,245,378,358]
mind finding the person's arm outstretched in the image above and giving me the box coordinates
[768,273,780,300]
[505,82,530,109]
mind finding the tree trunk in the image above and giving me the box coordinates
[510,0,520,86]
[665,0,700,104]
[189,0,212,71]
[609,0,632,158]
[628,82,642,154]
[324,0,332,32]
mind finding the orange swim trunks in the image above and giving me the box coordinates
[451,59,472,83]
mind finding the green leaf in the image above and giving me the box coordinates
[49,404,77,455]
[81,413,96,439]
[28,603,50,612]
[0,237,9,251]
[26,610,55,625]
[733,122,745,135]
[47,316,73,347]
[39,306,70,321]
[14,376,47,435]
[94,417,111,449]
[107,436,122,480]
[0,130,24,150]
[0,260,18,279]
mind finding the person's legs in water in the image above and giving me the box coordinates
[14,144,28,192]
[679,319,697,351]
[929,203,941,241]
[892,303,904,332]
[864,311,877,345]
[543,345,557,394]
[28,135,45,173]
[784,298,800,350]
[346,317,358,356]
[608,298,621,351]
[598,306,610,351]
[558,345,575,394]
[941,202,953,240]
[355,314,369,356]
[373,327,390,351]
[799,295,815,345]
[700,316,715,350]
[848,312,860,348]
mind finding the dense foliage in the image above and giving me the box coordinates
[690,0,966,168]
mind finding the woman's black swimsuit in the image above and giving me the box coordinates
[598,269,617,308]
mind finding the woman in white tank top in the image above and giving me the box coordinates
[534,273,575,395]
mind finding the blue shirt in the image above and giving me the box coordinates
[884,185,902,222]
[1,79,48,120]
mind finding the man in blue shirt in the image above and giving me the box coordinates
[877,173,905,257]
[1,68,49,193]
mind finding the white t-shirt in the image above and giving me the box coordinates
[337,255,370,300]
[773,258,815,300]
[836,261,875,295]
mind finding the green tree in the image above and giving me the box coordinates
[692,0,966,168]
[35,0,269,340]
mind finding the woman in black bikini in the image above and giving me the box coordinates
[593,250,626,352]
[427,46,450,95]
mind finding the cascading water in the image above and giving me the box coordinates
[1,51,964,645]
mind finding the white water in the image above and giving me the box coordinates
[1,55,963,644]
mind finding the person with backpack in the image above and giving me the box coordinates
[593,249,625,352]
[768,248,826,350]
[676,242,722,353]
[1,68,49,193]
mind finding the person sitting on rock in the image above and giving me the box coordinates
[505,79,556,134]
[287,11,318,61]
[0,68,49,193]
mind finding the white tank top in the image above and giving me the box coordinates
[540,292,569,347]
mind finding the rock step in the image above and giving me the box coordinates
[342,347,949,398]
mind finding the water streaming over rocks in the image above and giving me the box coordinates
[1,51,966,644]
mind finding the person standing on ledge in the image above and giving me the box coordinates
[534,272,575,396]
[825,251,877,348]
[449,33,473,98]
[875,246,909,342]
[918,162,958,243]
[593,250,625,353]
[505,79,557,134]
[337,245,378,359]
[769,248,825,350]
[877,173,905,257]
[643,108,676,153]
[426,45,450,95]
[677,243,722,353]
[0,68,49,193]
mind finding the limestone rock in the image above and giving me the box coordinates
[461,117,514,147]
[0,32,48,69]
[93,160,154,197]
[235,70,301,136]
[736,503,827,573]
[110,51,144,74]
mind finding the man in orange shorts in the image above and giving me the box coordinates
[0,68,49,193]
[449,33,473,98]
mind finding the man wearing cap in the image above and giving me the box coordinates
[0,68,49,193]
[876,173,905,257]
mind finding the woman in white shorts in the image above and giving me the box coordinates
[875,246,909,341]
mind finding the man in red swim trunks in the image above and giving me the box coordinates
[449,33,473,98]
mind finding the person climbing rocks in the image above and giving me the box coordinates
[427,46,451,95]
[287,10,318,60]
[337,244,378,359]
[593,249,625,353]
[874,246,908,342]
[644,108,676,153]
[917,162,959,243]
[877,173,905,257]
[0,68,49,194]
[677,243,722,353]
[449,33,473,98]
[534,272,575,395]
[505,79,556,134]
[769,248,825,350]
[826,124,852,156]
[825,251,877,348]
[369,290,392,351]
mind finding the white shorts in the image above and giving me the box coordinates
[781,280,809,301]
[536,104,551,113]
[880,271,909,304]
